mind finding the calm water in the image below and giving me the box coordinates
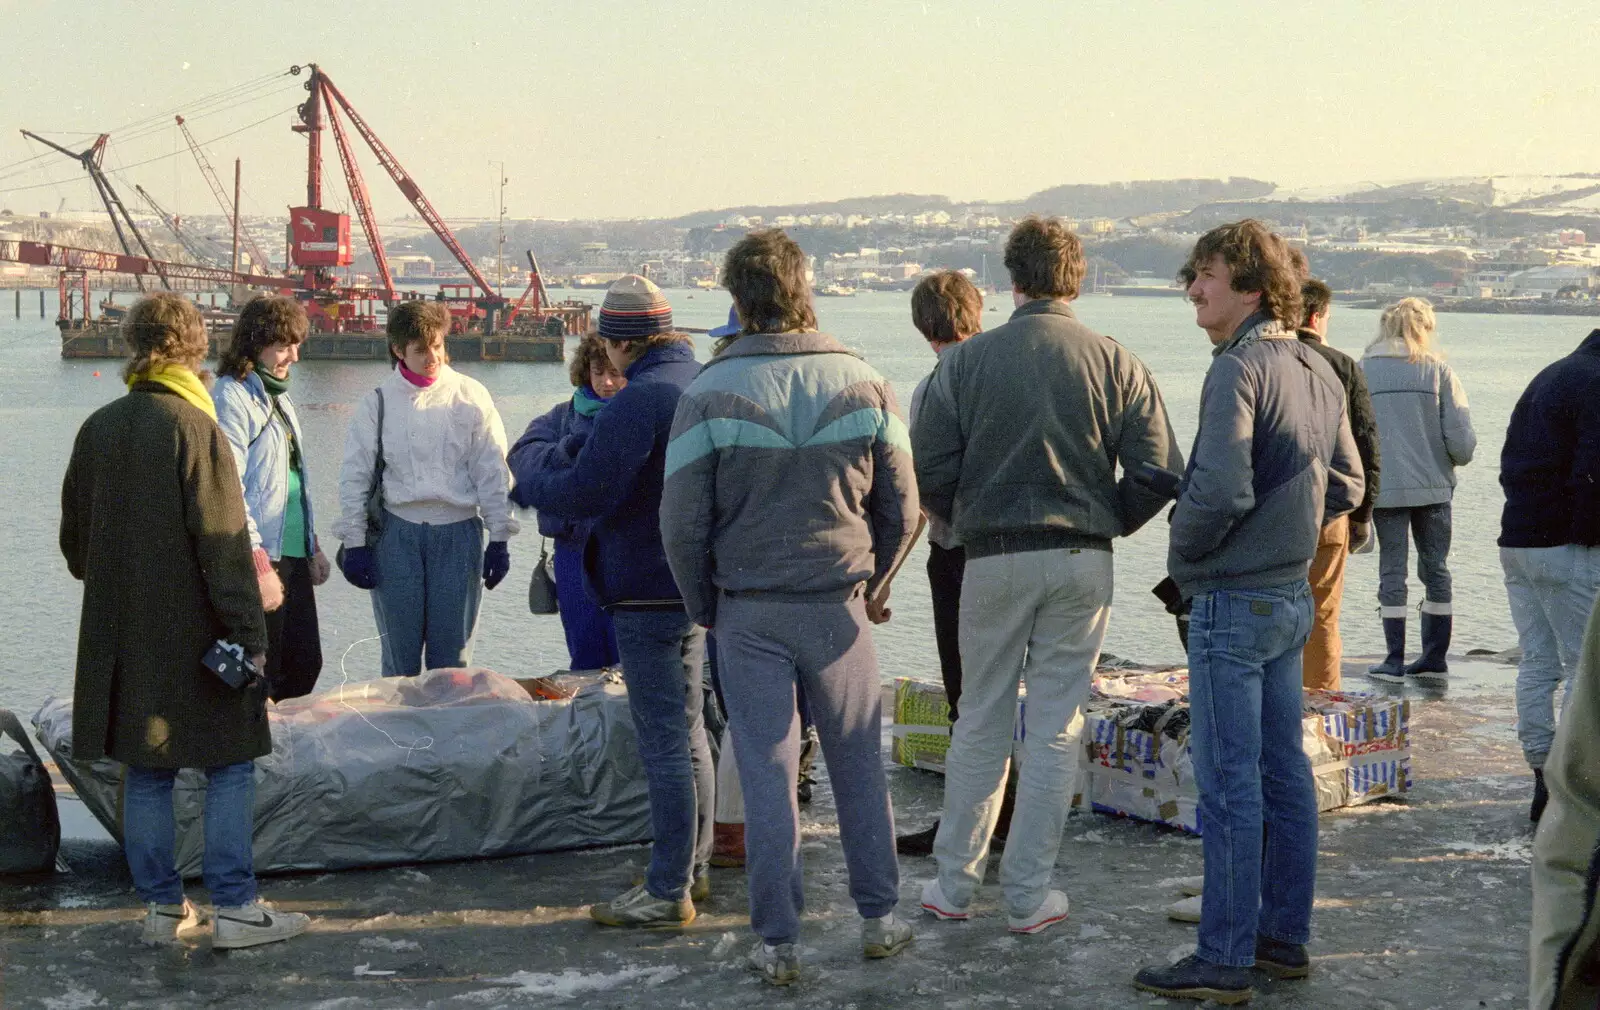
[1,287,1589,720]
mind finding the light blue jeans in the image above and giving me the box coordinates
[371,513,485,677]
[609,608,713,901]
[934,547,1112,918]
[1502,545,1600,768]
[123,762,256,907]
[1187,581,1317,967]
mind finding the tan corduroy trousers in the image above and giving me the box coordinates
[1303,516,1350,690]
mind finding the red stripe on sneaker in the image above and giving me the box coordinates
[1010,912,1067,934]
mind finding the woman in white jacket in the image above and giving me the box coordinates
[333,301,519,676]
[1359,297,1476,686]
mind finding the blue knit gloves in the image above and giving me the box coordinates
[483,540,511,590]
[338,545,378,590]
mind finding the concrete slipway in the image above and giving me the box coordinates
[0,655,1538,1008]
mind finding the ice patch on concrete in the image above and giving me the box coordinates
[1441,838,1533,862]
[358,936,421,951]
[39,985,108,1010]
[456,966,684,1001]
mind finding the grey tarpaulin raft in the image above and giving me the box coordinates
[31,668,651,876]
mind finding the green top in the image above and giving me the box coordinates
[281,461,309,558]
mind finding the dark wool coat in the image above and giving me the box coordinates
[60,382,270,769]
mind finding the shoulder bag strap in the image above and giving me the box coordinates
[370,386,386,493]
[0,708,46,767]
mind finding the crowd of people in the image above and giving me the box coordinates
[57,215,1600,1005]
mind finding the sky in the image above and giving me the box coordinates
[1,0,1596,223]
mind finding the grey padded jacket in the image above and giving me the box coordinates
[1359,343,1475,509]
[1168,316,1366,598]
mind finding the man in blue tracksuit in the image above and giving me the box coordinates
[509,274,712,928]
[661,230,920,985]
[1134,221,1364,1004]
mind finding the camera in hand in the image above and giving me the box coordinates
[202,640,260,690]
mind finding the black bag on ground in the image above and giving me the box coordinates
[0,708,61,875]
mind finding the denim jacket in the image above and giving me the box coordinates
[214,371,316,559]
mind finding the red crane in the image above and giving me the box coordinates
[289,64,502,329]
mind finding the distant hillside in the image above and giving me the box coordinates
[1003,177,1277,219]
[669,194,952,228]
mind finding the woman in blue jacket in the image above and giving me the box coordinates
[508,334,626,670]
[214,295,331,700]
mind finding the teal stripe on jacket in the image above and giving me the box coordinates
[665,407,908,477]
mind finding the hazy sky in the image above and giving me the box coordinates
[1,0,1595,223]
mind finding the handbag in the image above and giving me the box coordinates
[528,538,559,615]
[336,386,386,568]
[0,708,61,875]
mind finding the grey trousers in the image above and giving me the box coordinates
[1373,503,1453,610]
[714,590,900,945]
[934,547,1112,918]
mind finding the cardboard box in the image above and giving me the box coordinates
[891,674,1412,836]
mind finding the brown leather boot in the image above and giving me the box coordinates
[711,821,745,868]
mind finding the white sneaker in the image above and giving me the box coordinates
[1166,894,1203,923]
[212,900,310,949]
[1008,890,1070,934]
[141,898,203,945]
[919,877,970,920]
[1175,875,1205,897]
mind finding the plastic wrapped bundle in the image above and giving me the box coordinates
[32,668,651,876]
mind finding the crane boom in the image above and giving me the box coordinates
[135,184,223,266]
[320,89,395,301]
[21,130,170,291]
[317,73,498,299]
[175,116,272,271]
[0,237,284,287]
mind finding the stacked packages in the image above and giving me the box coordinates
[892,668,1411,836]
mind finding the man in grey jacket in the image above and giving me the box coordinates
[1134,221,1364,1004]
[913,215,1182,935]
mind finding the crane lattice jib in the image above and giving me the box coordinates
[175,116,271,271]
[0,238,284,288]
[318,75,498,300]
[136,185,221,266]
[320,89,395,302]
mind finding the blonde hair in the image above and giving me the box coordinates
[121,292,209,381]
[1371,297,1441,363]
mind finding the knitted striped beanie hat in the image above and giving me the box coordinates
[598,274,673,341]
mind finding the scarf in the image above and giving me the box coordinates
[128,364,216,420]
[572,384,608,417]
[257,367,290,396]
[1213,311,1285,358]
[399,362,437,387]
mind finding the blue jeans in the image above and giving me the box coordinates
[610,609,713,901]
[1187,581,1317,967]
[371,513,485,677]
[123,762,257,907]
[1373,503,1452,608]
[1503,545,1600,767]
[553,542,619,670]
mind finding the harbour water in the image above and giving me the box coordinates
[0,287,1585,721]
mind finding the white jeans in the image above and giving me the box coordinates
[933,547,1112,917]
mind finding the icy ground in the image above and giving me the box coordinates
[0,657,1538,1008]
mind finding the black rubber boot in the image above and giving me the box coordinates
[1405,610,1451,686]
[1531,768,1549,824]
[1367,617,1406,683]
